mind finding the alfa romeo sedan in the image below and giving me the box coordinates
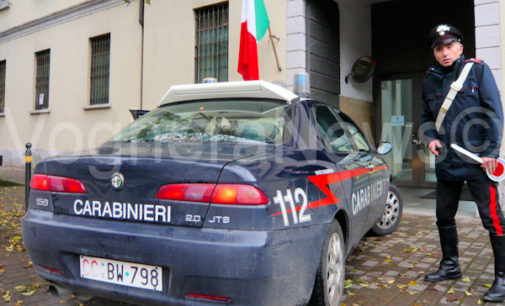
[23,81,402,305]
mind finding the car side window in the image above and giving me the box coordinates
[337,112,371,152]
[314,105,354,153]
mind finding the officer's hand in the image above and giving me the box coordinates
[428,140,442,156]
[481,157,498,174]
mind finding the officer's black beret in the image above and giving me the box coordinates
[428,24,463,49]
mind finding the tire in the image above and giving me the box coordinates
[309,221,346,306]
[370,184,403,236]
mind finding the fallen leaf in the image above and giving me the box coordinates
[447,287,455,294]
[59,300,67,304]
[359,280,369,287]
[465,290,472,296]
[14,301,23,306]
[408,291,418,295]
[13,286,27,292]
[0,264,4,269]
[344,279,353,288]
[397,284,408,289]
[408,281,417,286]
[484,283,492,288]
[477,299,483,304]
[447,297,459,302]
[2,291,11,302]
[347,291,355,296]
[462,277,470,282]
[21,290,36,297]
[387,280,395,284]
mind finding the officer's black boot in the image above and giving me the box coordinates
[424,225,462,283]
[484,234,505,302]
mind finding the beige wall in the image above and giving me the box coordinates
[142,0,286,110]
[339,96,374,144]
[0,2,141,160]
[0,0,88,31]
[501,0,505,100]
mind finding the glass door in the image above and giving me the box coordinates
[378,76,436,187]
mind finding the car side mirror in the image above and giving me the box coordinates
[377,142,392,155]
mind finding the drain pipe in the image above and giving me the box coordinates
[139,0,145,111]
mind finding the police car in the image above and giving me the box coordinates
[23,80,402,305]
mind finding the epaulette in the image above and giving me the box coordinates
[424,67,438,79]
[465,58,483,65]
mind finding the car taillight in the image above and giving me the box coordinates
[211,184,268,205]
[156,184,268,205]
[156,184,215,202]
[30,174,86,194]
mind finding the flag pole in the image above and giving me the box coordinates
[268,27,282,72]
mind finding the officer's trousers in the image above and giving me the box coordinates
[436,174,505,236]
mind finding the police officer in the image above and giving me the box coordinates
[421,24,505,302]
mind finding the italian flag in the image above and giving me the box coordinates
[237,0,270,80]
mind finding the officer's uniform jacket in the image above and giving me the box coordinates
[421,55,504,181]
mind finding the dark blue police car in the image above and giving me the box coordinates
[23,81,401,305]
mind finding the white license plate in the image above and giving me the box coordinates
[80,255,162,291]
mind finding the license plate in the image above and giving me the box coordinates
[80,255,162,291]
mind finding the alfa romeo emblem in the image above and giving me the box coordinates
[111,173,125,190]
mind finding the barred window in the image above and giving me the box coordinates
[0,60,5,113]
[90,33,110,105]
[35,50,50,110]
[195,3,228,83]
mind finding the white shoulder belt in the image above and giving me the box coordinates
[435,62,474,133]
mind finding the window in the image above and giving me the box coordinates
[0,60,5,113]
[338,112,371,152]
[109,99,291,145]
[194,3,228,83]
[314,105,353,152]
[90,33,110,105]
[35,50,50,110]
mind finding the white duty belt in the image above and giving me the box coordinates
[435,62,474,133]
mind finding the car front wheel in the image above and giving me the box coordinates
[371,184,403,235]
[310,220,345,306]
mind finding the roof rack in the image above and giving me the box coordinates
[159,81,299,106]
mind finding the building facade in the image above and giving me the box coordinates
[0,0,504,189]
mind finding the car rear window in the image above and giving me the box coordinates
[109,99,292,145]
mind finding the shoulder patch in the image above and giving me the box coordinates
[465,58,483,65]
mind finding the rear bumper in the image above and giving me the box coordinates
[23,210,328,305]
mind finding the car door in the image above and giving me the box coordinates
[313,104,372,245]
[335,111,390,229]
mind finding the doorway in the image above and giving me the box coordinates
[379,75,436,187]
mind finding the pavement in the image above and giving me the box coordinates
[0,183,504,305]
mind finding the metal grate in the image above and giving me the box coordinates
[0,60,5,113]
[35,50,50,110]
[90,33,110,105]
[195,3,228,83]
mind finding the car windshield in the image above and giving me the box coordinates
[109,99,292,145]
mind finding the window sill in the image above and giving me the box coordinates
[30,109,50,115]
[83,104,111,110]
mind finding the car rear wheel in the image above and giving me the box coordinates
[310,221,345,306]
[371,184,402,235]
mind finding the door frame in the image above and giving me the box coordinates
[374,73,436,188]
